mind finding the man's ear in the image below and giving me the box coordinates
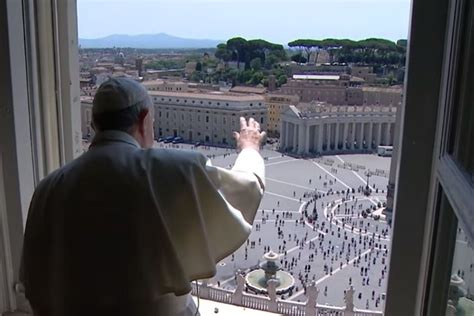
[138,109,149,133]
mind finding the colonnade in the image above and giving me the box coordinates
[280,120,395,154]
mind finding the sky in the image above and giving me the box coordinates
[78,0,411,44]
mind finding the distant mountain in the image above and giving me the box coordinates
[79,33,223,49]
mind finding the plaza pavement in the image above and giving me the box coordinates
[155,142,392,311]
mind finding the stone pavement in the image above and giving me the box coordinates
[195,146,392,312]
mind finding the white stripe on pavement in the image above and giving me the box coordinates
[265,191,301,202]
[352,170,376,191]
[335,155,345,163]
[311,161,351,189]
[265,159,296,167]
[266,177,327,193]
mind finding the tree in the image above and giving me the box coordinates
[249,71,264,85]
[250,57,262,71]
[195,62,202,72]
[277,74,287,86]
[288,39,323,63]
[215,43,231,62]
[291,53,307,64]
[227,37,248,69]
[264,54,279,69]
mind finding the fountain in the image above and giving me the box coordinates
[245,251,295,295]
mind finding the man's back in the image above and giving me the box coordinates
[21,131,264,315]
[21,78,266,316]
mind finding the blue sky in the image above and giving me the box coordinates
[78,0,411,44]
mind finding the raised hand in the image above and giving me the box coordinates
[233,117,266,152]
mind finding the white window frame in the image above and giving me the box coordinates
[0,0,81,313]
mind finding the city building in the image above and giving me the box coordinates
[362,86,403,106]
[280,79,403,107]
[80,96,94,139]
[264,93,300,137]
[150,90,267,145]
[350,66,377,83]
[230,85,267,94]
[142,79,188,92]
[280,103,397,154]
[280,80,363,105]
[283,62,349,76]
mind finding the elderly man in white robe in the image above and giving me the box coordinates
[20,78,266,316]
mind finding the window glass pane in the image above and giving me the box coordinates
[446,225,474,315]
[448,0,474,183]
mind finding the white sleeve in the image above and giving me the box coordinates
[205,148,265,225]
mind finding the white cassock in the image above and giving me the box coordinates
[20,130,265,316]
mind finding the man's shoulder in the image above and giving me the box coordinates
[32,161,73,196]
[145,148,207,166]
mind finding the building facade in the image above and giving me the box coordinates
[351,66,377,83]
[80,97,94,139]
[142,79,188,92]
[264,94,300,137]
[362,87,403,106]
[279,80,364,105]
[279,79,403,107]
[150,91,267,146]
[280,104,397,154]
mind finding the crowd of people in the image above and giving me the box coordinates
[215,159,391,310]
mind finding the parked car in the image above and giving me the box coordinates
[195,141,202,147]
[172,137,183,144]
[163,136,174,143]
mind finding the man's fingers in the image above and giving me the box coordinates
[240,117,247,130]
[233,131,240,141]
[260,131,267,143]
[248,117,256,129]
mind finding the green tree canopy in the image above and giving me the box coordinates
[288,39,323,63]
[214,37,287,70]
[288,37,406,66]
[250,57,262,71]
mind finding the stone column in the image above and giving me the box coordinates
[390,123,396,145]
[305,281,319,316]
[305,124,310,153]
[267,279,278,313]
[343,122,348,150]
[376,122,382,147]
[360,122,365,149]
[335,122,340,150]
[199,279,210,299]
[293,123,298,152]
[232,274,245,306]
[298,123,305,154]
[368,122,374,150]
[344,286,355,315]
[350,122,356,150]
[318,124,323,153]
[384,123,390,145]
[326,123,331,150]
[285,122,290,149]
[280,121,286,148]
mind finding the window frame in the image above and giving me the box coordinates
[386,0,474,314]
[0,0,81,312]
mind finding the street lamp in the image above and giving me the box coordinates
[364,171,372,196]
